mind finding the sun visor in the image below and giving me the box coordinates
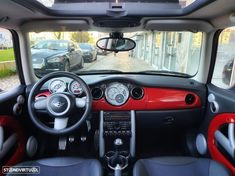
[145,20,214,32]
[21,20,90,32]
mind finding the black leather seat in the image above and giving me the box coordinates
[7,157,102,176]
[133,157,230,176]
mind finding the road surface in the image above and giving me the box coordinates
[81,52,154,72]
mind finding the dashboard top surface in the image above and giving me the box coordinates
[39,74,205,91]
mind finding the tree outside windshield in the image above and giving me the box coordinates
[29,31,202,77]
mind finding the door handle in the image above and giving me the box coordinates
[0,126,4,150]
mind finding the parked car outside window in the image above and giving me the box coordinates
[31,39,84,77]
[79,43,97,63]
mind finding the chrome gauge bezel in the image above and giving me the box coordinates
[105,82,129,106]
[68,80,83,95]
[48,79,67,93]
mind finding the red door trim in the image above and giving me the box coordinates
[208,113,235,175]
[0,116,25,169]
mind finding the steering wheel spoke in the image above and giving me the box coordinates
[54,118,68,130]
[34,97,47,111]
[75,96,87,108]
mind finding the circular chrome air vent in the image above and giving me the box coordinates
[131,87,144,100]
[91,87,103,100]
[185,94,195,104]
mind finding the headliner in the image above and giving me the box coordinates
[0,0,235,31]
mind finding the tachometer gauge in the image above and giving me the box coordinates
[69,80,83,95]
[49,79,66,93]
[105,82,129,106]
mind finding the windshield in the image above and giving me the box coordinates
[29,31,202,77]
[32,40,68,50]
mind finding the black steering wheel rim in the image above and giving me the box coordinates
[28,71,92,135]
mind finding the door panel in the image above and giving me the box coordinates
[0,115,26,169]
[203,84,235,175]
[0,85,26,115]
[208,85,235,115]
[200,84,235,130]
[0,86,26,168]
[201,84,235,133]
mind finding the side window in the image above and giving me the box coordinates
[211,27,235,89]
[0,28,20,93]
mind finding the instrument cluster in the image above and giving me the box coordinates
[48,78,83,95]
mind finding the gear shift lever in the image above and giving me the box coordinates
[111,138,123,166]
[113,138,123,176]
[113,138,123,162]
[114,138,123,151]
[107,138,127,176]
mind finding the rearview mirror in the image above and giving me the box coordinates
[96,37,136,52]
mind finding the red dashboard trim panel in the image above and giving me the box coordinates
[36,88,201,111]
[92,88,201,111]
[208,113,235,175]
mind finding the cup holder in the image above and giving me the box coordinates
[105,151,130,159]
[108,155,128,170]
[119,151,130,158]
[105,151,115,160]
[105,151,128,170]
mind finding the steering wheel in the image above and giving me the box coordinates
[28,71,92,135]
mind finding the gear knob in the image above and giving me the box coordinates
[114,138,123,146]
[114,138,123,151]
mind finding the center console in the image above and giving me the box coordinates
[99,110,136,175]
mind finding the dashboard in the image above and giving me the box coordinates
[36,76,202,111]
[33,74,206,129]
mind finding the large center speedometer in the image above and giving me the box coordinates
[105,82,129,106]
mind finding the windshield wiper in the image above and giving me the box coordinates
[138,70,191,77]
[75,69,123,74]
